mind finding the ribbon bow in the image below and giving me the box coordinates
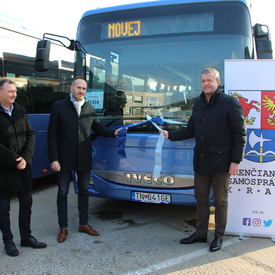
[117,115,184,178]
[117,115,164,158]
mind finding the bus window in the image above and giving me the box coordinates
[0,21,74,179]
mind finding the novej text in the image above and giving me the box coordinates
[108,21,141,38]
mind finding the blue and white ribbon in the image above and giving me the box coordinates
[117,115,184,178]
[153,131,164,178]
[117,115,164,158]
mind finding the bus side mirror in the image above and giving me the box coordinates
[35,40,51,72]
[254,23,273,59]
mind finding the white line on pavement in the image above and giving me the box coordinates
[124,237,244,275]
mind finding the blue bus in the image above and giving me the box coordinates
[36,0,272,204]
[0,18,74,179]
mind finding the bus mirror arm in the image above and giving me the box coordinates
[75,41,87,55]
[35,33,87,72]
[42,33,87,54]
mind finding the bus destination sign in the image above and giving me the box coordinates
[101,13,213,39]
[107,21,141,38]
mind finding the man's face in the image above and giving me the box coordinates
[70,78,87,102]
[0,82,17,108]
[201,72,220,100]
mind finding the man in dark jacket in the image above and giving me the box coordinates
[161,68,246,252]
[48,76,122,243]
[0,79,47,257]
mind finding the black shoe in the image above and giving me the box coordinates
[180,232,207,244]
[209,236,223,252]
[4,240,19,257]
[21,236,47,249]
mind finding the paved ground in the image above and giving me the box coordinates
[0,177,274,275]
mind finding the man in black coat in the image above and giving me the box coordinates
[48,76,122,243]
[161,68,246,252]
[0,79,47,256]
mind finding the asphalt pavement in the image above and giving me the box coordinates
[0,177,274,275]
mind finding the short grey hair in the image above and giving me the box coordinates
[0,79,16,89]
[201,68,220,80]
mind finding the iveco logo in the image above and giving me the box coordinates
[125,172,175,186]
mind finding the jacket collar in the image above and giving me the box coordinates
[0,102,18,114]
[65,94,87,109]
[200,86,223,104]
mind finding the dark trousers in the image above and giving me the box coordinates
[194,172,230,238]
[57,170,90,228]
[0,190,32,243]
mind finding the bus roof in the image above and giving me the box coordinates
[82,0,249,18]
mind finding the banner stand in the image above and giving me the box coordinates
[224,60,275,239]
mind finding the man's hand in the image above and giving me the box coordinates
[51,161,61,172]
[114,127,127,137]
[229,162,240,175]
[16,157,27,170]
[159,130,169,139]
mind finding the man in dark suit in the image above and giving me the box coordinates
[48,76,122,243]
[0,79,47,256]
[161,68,246,252]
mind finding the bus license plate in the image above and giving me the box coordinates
[132,192,171,204]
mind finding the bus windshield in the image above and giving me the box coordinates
[76,1,253,126]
